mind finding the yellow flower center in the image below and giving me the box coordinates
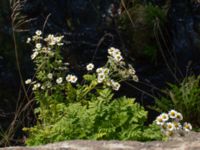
[171,112,175,116]
[185,125,189,129]
[174,123,178,128]
[168,124,172,128]
[177,115,181,119]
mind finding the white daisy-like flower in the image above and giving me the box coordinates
[36,83,41,87]
[183,122,192,132]
[66,74,72,82]
[70,75,78,83]
[155,115,164,125]
[44,34,56,46]
[160,113,169,122]
[173,122,182,130]
[56,77,63,84]
[35,30,42,36]
[96,67,104,74]
[26,37,31,43]
[96,67,109,75]
[66,74,78,83]
[41,47,48,51]
[114,54,123,62]
[108,47,116,55]
[25,79,32,84]
[161,124,167,131]
[47,73,53,79]
[35,43,42,50]
[97,73,105,83]
[41,86,45,90]
[32,83,41,90]
[166,122,175,131]
[112,49,121,56]
[112,82,120,91]
[128,68,136,75]
[86,63,94,71]
[132,75,139,82]
[176,112,183,121]
[55,36,64,43]
[31,51,39,60]
[168,110,178,119]
[103,68,109,75]
[32,84,37,91]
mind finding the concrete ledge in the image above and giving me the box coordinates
[2,132,200,150]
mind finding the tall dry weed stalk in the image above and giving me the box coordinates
[0,0,35,146]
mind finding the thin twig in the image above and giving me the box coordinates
[120,0,136,28]
[42,13,51,32]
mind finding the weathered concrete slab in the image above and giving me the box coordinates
[1,132,200,150]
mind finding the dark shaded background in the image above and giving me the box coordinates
[0,0,200,146]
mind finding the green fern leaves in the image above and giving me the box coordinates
[25,91,162,145]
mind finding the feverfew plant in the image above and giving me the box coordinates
[155,109,192,137]
[24,31,163,145]
[25,32,138,102]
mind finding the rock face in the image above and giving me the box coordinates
[2,132,200,150]
[22,0,121,65]
[168,0,200,66]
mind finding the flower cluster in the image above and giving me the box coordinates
[108,47,138,82]
[27,30,64,61]
[26,74,78,91]
[96,67,109,83]
[25,30,78,91]
[95,67,120,91]
[66,74,78,83]
[155,110,192,137]
[26,31,138,94]
[108,47,123,62]
[83,47,139,91]
[44,34,64,46]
